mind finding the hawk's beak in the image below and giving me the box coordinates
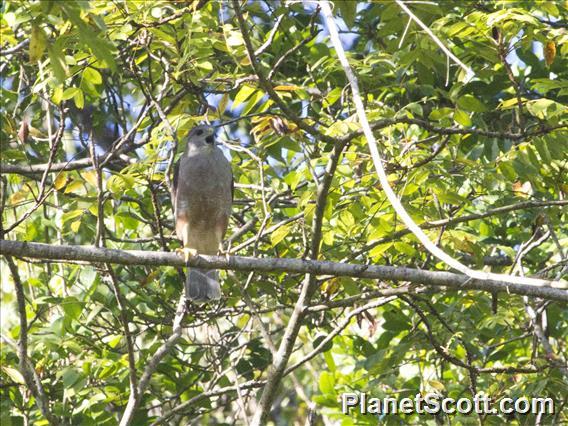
[205,127,215,145]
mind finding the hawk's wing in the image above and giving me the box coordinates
[172,158,180,212]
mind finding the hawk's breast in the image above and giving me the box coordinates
[175,146,232,254]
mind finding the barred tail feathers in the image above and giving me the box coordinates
[185,268,221,301]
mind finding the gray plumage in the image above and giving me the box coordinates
[173,124,233,301]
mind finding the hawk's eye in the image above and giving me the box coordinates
[196,129,204,136]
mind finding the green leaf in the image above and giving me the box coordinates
[270,223,292,247]
[62,87,80,100]
[382,310,411,332]
[52,86,64,104]
[526,99,566,120]
[103,335,122,349]
[318,371,335,395]
[313,334,333,353]
[73,88,84,109]
[242,90,265,115]
[335,0,357,28]
[454,109,472,127]
[533,138,552,164]
[429,107,453,121]
[339,210,355,229]
[1,366,25,384]
[107,174,135,193]
[83,67,102,85]
[369,242,393,260]
[498,161,517,181]
[457,94,487,112]
[62,209,84,223]
[526,146,541,170]
[70,220,81,233]
[48,42,67,84]
[232,85,256,111]
[29,24,47,63]
[60,2,117,70]
[60,367,83,389]
[62,296,83,321]
[218,93,230,115]
[322,87,342,109]
[394,242,417,257]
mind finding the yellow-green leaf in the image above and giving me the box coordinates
[73,89,84,109]
[270,223,292,247]
[62,87,80,101]
[48,44,67,84]
[82,170,98,187]
[454,109,472,127]
[64,181,84,194]
[273,85,300,91]
[318,371,336,395]
[29,24,47,63]
[1,366,25,384]
[232,85,255,111]
[54,174,68,190]
[83,67,102,85]
[9,190,27,205]
[218,93,230,115]
[429,380,446,391]
[369,242,393,259]
[70,220,81,233]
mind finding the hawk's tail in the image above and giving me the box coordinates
[186,268,221,302]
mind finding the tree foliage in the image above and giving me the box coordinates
[0,1,567,424]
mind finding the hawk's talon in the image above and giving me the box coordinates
[176,247,199,263]
[219,246,231,262]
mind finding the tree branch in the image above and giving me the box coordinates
[6,256,58,424]
[119,294,186,426]
[150,380,264,425]
[1,240,566,302]
[232,2,349,422]
[320,2,564,290]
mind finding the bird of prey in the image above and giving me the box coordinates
[173,124,233,301]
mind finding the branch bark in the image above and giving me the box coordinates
[6,256,58,424]
[1,240,566,302]
[119,295,186,426]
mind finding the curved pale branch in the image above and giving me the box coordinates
[319,2,561,290]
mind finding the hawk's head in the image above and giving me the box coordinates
[186,124,215,151]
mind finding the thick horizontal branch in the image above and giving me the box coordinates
[0,154,132,176]
[0,158,95,175]
[1,240,566,302]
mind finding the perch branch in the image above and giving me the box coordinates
[1,240,566,302]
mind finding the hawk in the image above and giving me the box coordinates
[173,124,233,301]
